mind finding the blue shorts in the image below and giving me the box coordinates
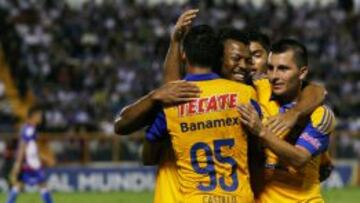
[19,169,46,186]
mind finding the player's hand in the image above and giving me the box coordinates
[264,109,300,137]
[172,9,199,42]
[152,80,201,105]
[238,104,262,136]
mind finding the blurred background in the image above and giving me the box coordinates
[0,0,359,202]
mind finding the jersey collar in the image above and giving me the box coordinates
[279,102,296,113]
[183,73,220,81]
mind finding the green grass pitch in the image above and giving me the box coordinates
[1,188,359,203]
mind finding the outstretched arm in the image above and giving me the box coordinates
[265,82,326,135]
[114,81,200,135]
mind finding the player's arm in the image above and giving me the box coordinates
[142,110,168,165]
[238,103,311,168]
[142,140,162,165]
[114,10,200,135]
[10,140,26,185]
[163,9,198,82]
[114,81,200,135]
[238,104,332,169]
[265,82,326,135]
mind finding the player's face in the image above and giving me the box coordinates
[267,50,307,98]
[221,39,251,83]
[249,41,268,76]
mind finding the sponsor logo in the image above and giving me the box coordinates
[180,117,240,132]
[300,132,321,149]
[178,94,237,117]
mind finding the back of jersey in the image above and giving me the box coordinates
[163,76,256,202]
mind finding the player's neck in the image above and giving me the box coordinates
[186,65,213,75]
[278,86,302,105]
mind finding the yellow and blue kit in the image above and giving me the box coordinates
[254,78,336,203]
[146,73,260,203]
[153,142,180,203]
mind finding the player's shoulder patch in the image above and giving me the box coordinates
[310,105,336,135]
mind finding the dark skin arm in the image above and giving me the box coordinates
[141,10,199,165]
[142,140,163,166]
[114,81,200,135]
[266,82,326,136]
[114,10,200,135]
[238,104,311,169]
[163,9,199,82]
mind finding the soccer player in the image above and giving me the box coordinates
[145,24,257,203]
[114,10,326,202]
[6,106,54,203]
[248,31,270,76]
[238,39,335,203]
[247,31,333,183]
[115,9,201,203]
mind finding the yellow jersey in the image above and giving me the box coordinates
[153,143,180,203]
[254,78,336,203]
[146,73,257,203]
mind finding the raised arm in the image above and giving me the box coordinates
[265,82,326,135]
[163,9,199,83]
[114,10,200,135]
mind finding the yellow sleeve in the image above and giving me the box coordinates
[310,106,336,135]
[249,86,258,101]
[253,78,272,105]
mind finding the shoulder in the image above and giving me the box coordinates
[310,105,336,135]
[218,79,256,93]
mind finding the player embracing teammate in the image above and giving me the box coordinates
[114,9,335,203]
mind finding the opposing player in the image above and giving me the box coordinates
[238,39,335,203]
[6,106,54,203]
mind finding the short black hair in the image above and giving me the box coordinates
[218,27,249,47]
[247,31,270,52]
[182,25,219,69]
[271,39,308,68]
[28,105,42,118]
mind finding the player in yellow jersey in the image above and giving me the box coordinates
[146,25,258,203]
[238,39,335,203]
[247,31,334,184]
[114,11,327,203]
[115,10,201,203]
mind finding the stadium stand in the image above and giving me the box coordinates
[0,0,359,161]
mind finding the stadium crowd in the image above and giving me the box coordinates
[0,0,359,159]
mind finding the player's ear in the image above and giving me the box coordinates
[299,66,308,80]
